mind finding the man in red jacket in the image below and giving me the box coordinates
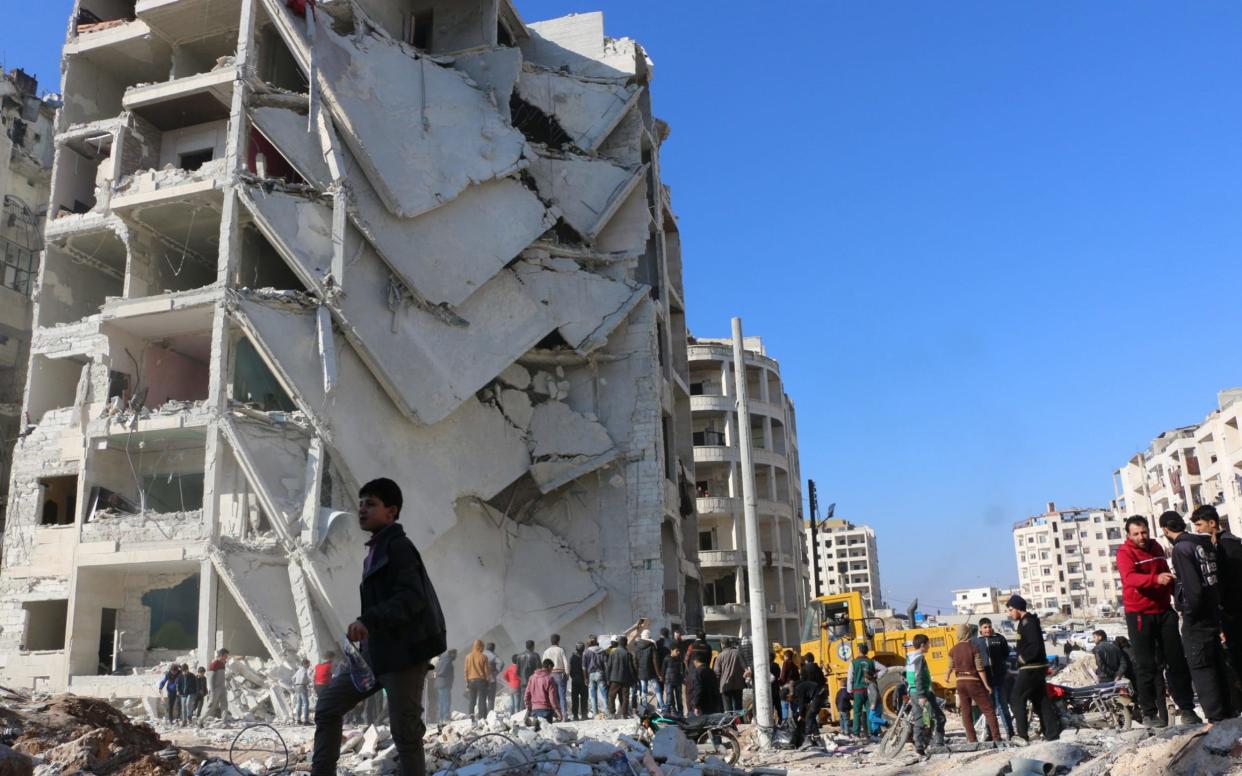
[1116,515,1200,726]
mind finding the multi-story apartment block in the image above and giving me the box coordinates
[1115,389,1242,534]
[805,517,883,611]
[688,337,807,644]
[1012,502,1125,616]
[0,0,700,695]
[0,69,57,517]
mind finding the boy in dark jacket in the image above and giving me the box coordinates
[312,479,446,776]
[689,655,722,715]
[662,646,685,714]
[1161,511,1235,723]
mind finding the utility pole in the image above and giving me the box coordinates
[808,480,821,598]
[731,317,773,740]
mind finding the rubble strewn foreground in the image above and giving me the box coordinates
[0,691,191,776]
[3,688,1242,776]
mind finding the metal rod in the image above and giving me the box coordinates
[730,317,773,739]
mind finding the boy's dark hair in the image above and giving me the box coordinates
[486,642,495,651]
[978,617,992,626]
[618,636,628,647]
[803,653,815,663]
[525,640,535,650]
[1158,511,1186,533]
[857,643,869,656]
[550,634,560,645]
[696,631,707,641]
[1093,629,1106,639]
[542,659,554,669]
[660,627,669,637]
[912,634,929,649]
[359,478,403,517]
[1125,515,1149,533]
[1192,505,1221,526]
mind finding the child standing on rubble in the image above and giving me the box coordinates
[311,478,446,776]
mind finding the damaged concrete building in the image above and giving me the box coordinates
[0,0,700,696]
[0,69,57,519]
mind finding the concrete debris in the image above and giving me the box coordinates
[1,0,697,700]
[0,694,190,776]
[309,4,526,219]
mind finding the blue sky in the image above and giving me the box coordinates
[6,2,1242,612]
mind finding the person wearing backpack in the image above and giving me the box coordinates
[1161,511,1235,723]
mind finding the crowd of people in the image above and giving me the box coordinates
[424,629,761,724]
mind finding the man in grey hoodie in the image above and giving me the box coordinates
[583,636,608,718]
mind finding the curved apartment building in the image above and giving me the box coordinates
[688,337,808,645]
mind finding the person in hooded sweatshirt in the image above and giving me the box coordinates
[583,636,608,718]
[464,641,492,719]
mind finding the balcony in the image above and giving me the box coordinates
[690,394,732,414]
[753,448,787,469]
[703,603,749,620]
[697,496,740,516]
[700,550,745,568]
[694,446,736,465]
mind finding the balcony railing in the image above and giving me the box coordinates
[700,549,745,567]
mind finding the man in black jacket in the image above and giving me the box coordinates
[515,641,541,705]
[312,479,446,776]
[1092,630,1130,684]
[1192,504,1242,711]
[1006,595,1060,742]
[607,636,638,718]
[1161,511,1234,723]
[690,655,723,716]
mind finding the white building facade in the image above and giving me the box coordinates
[1115,389,1242,534]
[952,586,1001,615]
[806,517,883,611]
[688,337,808,645]
[1012,503,1125,616]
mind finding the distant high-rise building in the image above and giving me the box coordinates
[805,518,883,611]
[1012,502,1125,617]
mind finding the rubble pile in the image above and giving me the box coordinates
[117,656,306,725]
[1050,653,1099,688]
[0,692,192,776]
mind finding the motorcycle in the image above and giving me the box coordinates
[637,706,743,765]
[1046,679,1134,731]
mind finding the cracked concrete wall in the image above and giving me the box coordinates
[0,0,699,693]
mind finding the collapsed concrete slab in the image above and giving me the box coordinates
[516,66,641,152]
[309,6,527,219]
[0,0,703,700]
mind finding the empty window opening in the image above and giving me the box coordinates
[169,30,238,79]
[142,576,199,650]
[256,23,308,92]
[37,240,125,326]
[411,10,434,49]
[97,607,119,674]
[510,94,574,150]
[87,443,206,518]
[27,355,88,422]
[125,199,221,296]
[51,138,113,218]
[77,0,136,31]
[237,223,306,290]
[231,337,296,412]
[534,329,570,351]
[39,475,78,526]
[104,331,210,412]
[704,574,737,606]
[246,129,305,185]
[178,148,214,172]
[61,37,172,126]
[22,600,69,651]
[496,20,513,47]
